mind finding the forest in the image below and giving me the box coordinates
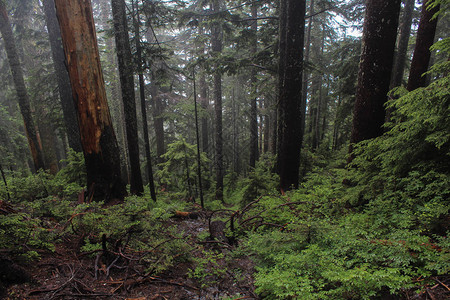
[0,0,449,299]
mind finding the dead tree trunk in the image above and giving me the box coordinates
[54,0,126,202]
[42,0,82,153]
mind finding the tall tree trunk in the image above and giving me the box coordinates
[390,0,415,89]
[302,0,314,147]
[149,72,166,164]
[263,97,270,153]
[199,73,209,154]
[349,0,401,160]
[54,0,126,202]
[0,2,45,172]
[98,0,129,183]
[407,0,440,91]
[42,0,82,153]
[111,0,144,195]
[249,2,259,168]
[313,28,326,150]
[277,0,306,191]
[196,26,210,155]
[37,109,59,175]
[132,0,157,201]
[332,93,342,150]
[212,0,224,201]
[274,0,287,163]
[193,70,204,208]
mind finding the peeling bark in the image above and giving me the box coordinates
[42,0,82,153]
[54,0,126,202]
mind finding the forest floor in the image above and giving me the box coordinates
[4,208,257,300]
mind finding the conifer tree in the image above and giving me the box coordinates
[349,0,401,160]
[0,0,45,172]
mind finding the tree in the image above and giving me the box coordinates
[0,0,45,172]
[54,0,126,202]
[211,0,224,201]
[42,0,82,153]
[111,0,144,196]
[277,0,306,191]
[348,0,401,159]
[390,0,415,89]
[407,0,440,91]
[249,1,259,168]
[131,0,157,201]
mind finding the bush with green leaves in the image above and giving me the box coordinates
[156,139,212,199]
[225,153,279,207]
[0,212,56,261]
[237,44,449,298]
[188,250,227,288]
[69,196,193,274]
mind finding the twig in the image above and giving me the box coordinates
[94,254,100,280]
[106,255,120,277]
[55,293,113,297]
[426,289,436,300]
[434,277,450,292]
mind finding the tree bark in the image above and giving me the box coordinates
[149,71,166,164]
[37,110,59,175]
[349,0,401,159]
[196,26,210,155]
[132,0,157,201]
[193,70,204,208]
[249,2,259,168]
[111,0,144,195]
[277,0,306,191]
[0,2,45,172]
[302,0,314,148]
[211,0,224,201]
[98,0,130,183]
[390,0,415,89]
[54,0,126,202]
[42,0,82,153]
[407,0,440,91]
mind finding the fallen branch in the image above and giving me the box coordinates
[434,277,450,292]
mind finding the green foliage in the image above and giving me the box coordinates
[71,196,192,274]
[225,154,279,207]
[188,250,227,288]
[0,212,55,261]
[56,149,86,186]
[5,170,83,203]
[156,139,211,198]
[237,50,449,298]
